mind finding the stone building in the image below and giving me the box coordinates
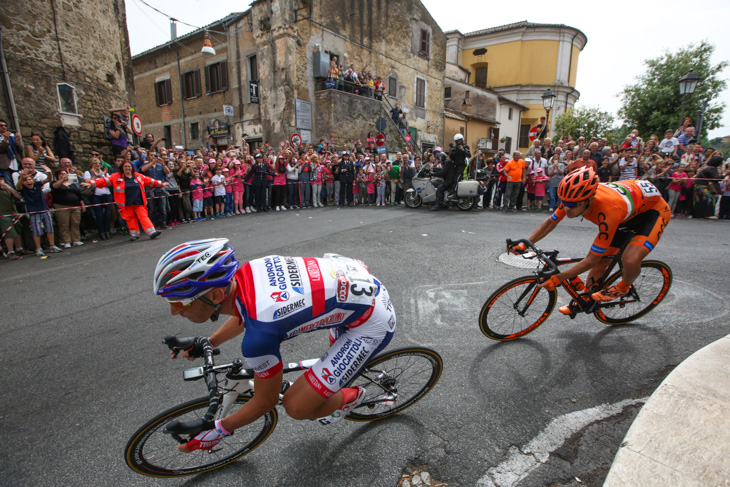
[132,0,445,153]
[445,21,587,152]
[0,0,136,165]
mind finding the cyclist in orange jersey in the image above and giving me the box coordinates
[510,167,670,314]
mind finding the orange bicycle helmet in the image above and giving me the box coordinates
[558,166,599,202]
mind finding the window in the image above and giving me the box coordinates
[155,79,172,106]
[459,126,465,136]
[508,107,513,120]
[419,28,430,57]
[444,87,452,99]
[505,136,512,154]
[183,70,202,99]
[388,76,397,97]
[415,78,426,108]
[475,66,488,89]
[205,62,229,94]
[465,90,470,100]
[519,124,531,150]
[190,122,199,140]
[56,83,77,114]
[248,55,258,81]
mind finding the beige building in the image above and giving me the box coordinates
[446,21,587,152]
[132,0,446,153]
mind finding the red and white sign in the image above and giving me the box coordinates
[375,133,386,147]
[131,114,143,136]
[528,126,539,142]
[290,133,302,148]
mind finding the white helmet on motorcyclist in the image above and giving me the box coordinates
[454,134,464,143]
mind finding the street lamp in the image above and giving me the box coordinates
[201,31,216,56]
[678,69,700,126]
[541,88,555,140]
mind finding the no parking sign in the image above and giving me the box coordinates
[131,114,143,136]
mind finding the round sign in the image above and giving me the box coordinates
[131,114,143,136]
[375,133,386,147]
[290,133,302,148]
[528,126,539,142]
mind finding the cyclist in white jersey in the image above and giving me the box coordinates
[154,238,396,452]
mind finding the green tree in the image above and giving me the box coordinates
[554,105,616,141]
[619,41,728,140]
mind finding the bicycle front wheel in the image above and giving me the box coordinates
[593,260,672,325]
[125,396,277,477]
[479,276,557,340]
[345,347,443,422]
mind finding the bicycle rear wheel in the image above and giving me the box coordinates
[345,347,443,422]
[125,396,277,477]
[593,260,672,325]
[479,276,557,340]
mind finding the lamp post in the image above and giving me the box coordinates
[541,88,555,140]
[678,69,700,127]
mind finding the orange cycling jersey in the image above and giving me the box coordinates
[551,180,670,255]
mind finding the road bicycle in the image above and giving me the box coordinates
[479,236,672,341]
[125,336,443,477]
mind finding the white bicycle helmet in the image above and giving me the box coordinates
[154,238,240,304]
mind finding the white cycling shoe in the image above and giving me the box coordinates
[316,386,366,425]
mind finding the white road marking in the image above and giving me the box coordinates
[476,397,648,487]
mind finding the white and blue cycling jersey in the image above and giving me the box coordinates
[232,254,394,392]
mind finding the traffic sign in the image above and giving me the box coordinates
[290,133,302,148]
[131,114,143,136]
[375,132,386,147]
[376,145,386,154]
[528,126,539,141]
[223,105,234,117]
[375,117,387,132]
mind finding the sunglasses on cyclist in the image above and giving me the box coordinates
[169,299,195,309]
[562,200,587,209]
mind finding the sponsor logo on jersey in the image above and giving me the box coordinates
[264,256,287,291]
[286,310,350,338]
[329,338,370,384]
[336,270,349,302]
[270,291,290,302]
[273,299,306,319]
[590,244,607,254]
[321,367,335,384]
[284,257,304,294]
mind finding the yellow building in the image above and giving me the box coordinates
[445,21,587,153]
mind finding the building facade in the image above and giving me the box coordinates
[132,0,446,153]
[445,21,587,153]
[0,0,136,164]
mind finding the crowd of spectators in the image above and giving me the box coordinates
[472,119,730,220]
[1,113,729,262]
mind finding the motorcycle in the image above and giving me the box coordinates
[404,165,482,211]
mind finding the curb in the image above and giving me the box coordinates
[604,334,730,486]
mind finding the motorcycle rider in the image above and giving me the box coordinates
[448,133,471,199]
[429,152,454,211]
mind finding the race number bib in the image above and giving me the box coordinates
[635,180,661,198]
[324,254,378,306]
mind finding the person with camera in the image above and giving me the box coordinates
[107,113,131,157]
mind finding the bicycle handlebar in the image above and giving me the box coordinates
[505,238,559,274]
[162,336,222,439]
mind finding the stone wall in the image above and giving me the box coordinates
[0,0,135,168]
[315,89,408,153]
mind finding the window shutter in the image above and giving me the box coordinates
[220,62,229,90]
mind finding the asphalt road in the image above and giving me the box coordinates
[1,205,728,487]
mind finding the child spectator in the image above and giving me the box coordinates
[16,167,63,255]
[190,174,204,221]
[375,167,386,206]
[667,164,688,217]
[532,168,549,210]
[597,157,612,182]
[525,170,537,210]
[366,168,376,205]
[357,169,367,205]
[203,175,214,220]
[677,169,694,218]
[232,161,245,214]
